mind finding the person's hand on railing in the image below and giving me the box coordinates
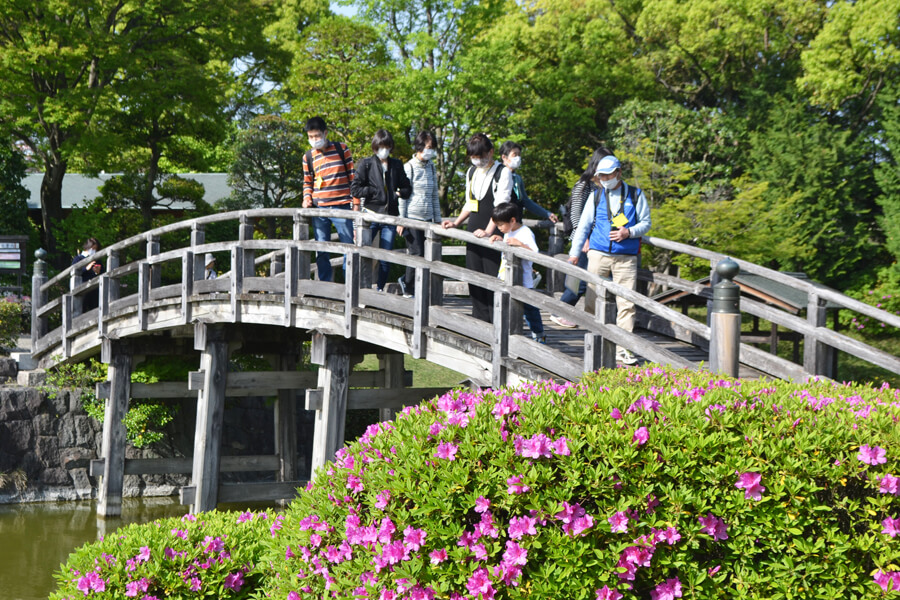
[567,256,580,265]
[441,219,456,229]
[547,213,559,224]
[489,234,503,243]
[473,229,487,238]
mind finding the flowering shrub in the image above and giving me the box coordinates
[0,293,29,351]
[49,509,276,599]
[844,279,900,337]
[261,367,900,599]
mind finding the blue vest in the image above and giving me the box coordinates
[588,183,641,255]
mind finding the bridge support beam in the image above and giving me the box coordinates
[309,333,351,474]
[191,323,228,513]
[98,339,132,518]
[378,353,405,422]
[274,351,300,485]
[585,288,617,372]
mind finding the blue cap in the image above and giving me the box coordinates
[594,155,621,175]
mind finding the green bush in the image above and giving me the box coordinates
[262,368,900,599]
[0,293,29,351]
[50,509,276,599]
[49,367,900,599]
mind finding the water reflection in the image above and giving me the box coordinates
[0,497,191,600]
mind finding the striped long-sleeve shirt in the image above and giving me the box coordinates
[303,142,355,206]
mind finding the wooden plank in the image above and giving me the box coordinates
[430,305,492,344]
[285,246,298,326]
[97,343,131,518]
[182,251,194,326]
[345,251,360,338]
[275,353,299,483]
[508,335,582,381]
[379,353,405,422]
[413,268,430,359]
[231,247,242,323]
[492,291,510,388]
[191,324,227,513]
[305,386,449,411]
[310,336,350,472]
[181,481,307,506]
[138,262,150,331]
[91,455,281,476]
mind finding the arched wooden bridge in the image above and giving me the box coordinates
[29,209,900,514]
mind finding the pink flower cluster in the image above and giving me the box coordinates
[735,472,765,500]
[513,433,570,458]
[859,444,888,466]
[555,501,594,537]
[875,570,900,593]
[698,513,728,541]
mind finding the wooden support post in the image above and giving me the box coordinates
[345,247,360,338]
[107,250,120,303]
[309,334,350,474]
[546,224,565,294]
[69,268,83,317]
[146,236,161,289]
[379,353,405,422]
[504,250,524,336]
[191,224,206,282]
[412,265,430,360]
[585,287,617,372]
[709,259,741,377]
[803,292,833,378]
[31,250,48,349]
[97,339,132,518]
[138,263,150,331]
[425,230,443,307]
[230,246,243,323]
[271,251,285,277]
[182,251,194,325]
[769,323,778,355]
[191,323,228,513]
[62,294,73,358]
[294,213,311,280]
[357,214,374,290]
[239,216,255,278]
[284,246,299,326]
[492,291,510,388]
[98,275,109,337]
[275,353,299,484]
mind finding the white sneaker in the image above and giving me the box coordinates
[550,315,577,328]
[617,349,639,365]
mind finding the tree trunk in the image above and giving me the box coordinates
[40,160,67,266]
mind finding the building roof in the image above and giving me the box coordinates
[24,173,232,210]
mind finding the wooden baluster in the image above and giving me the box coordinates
[492,289,510,388]
[190,323,227,513]
[803,291,833,378]
[97,339,132,517]
[30,249,48,350]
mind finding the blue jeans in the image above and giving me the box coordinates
[312,204,354,282]
[523,303,544,336]
[369,221,397,290]
[560,252,588,305]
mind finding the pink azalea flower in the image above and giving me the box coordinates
[346,474,364,493]
[879,474,899,495]
[136,546,151,563]
[474,496,491,513]
[656,526,681,545]
[471,543,488,560]
[287,592,301,600]
[508,516,538,539]
[650,577,682,600]
[551,437,571,456]
[874,570,900,592]
[632,426,649,446]
[466,567,494,598]
[223,571,244,592]
[434,442,458,461]
[882,516,900,538]
[375,490,391,509]
[429,548,448,564]
[237,511,253,523]
[858,444,887,465]
[203,536,224,554]
[506,475,530,495]
[608,511,629,533]
[190,577,201,592]
[611,408,623,420]
[698,513,728,541]
[403,526,427,551]
[708,565,721,576]
[595,586,623,600]
[502,540,528,566]
[735,472,766,500]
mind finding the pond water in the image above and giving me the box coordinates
[0,497,193,600]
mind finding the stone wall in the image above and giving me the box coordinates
[0,384,298,504]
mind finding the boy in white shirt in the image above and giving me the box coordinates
[490,202,546,343]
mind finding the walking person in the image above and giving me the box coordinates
[442,133,512,322]
[550,147,614,328]
[302,116,356,282]
[72,238,103,311]
[498,141,558,223]
[350,129,412,292]
[397,131,441,298]
[568,154,651,365]
[490,202,546,343]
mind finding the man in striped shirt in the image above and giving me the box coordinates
[302,116,357,282]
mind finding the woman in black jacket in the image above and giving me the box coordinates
[350,129,412,291]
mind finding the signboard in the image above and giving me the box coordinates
[0,237,28,287]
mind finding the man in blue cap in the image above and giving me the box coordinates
[567,155,651,365]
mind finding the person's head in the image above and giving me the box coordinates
[414,131,437,161]
[82,238,100,254]
[205,253,216,269]
[305,117,328,150]
[491,202,522,234]
[499,141,522,170]
[580,146,615,183]
[592,155,622,191]
[467,133,494,169]
[371,129,394,160]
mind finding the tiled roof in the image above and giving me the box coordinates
[24,173,232,210]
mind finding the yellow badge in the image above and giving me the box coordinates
[315,175,324,190]
[612,213,629,229]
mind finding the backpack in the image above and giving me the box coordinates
[562,180,593,238]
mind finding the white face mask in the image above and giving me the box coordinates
[309,137,326,150]
[421,148,436,161]
[471,157,491,169]
[507,156,522,169]
[600,176,620,190]
[376,148,390,160]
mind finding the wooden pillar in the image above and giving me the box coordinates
[138,262,150,331]
[69,267,83,317]
[379,353,405,422]
[31,249,48,349]
[191,323,228,513]
[425,229,443,307]
[309,334,350,473]
[502,249,524,336]
[412,264,431,360]
[275,352,299,484]
[97,339,132,518]
[146,235,161,289]
[492,291,510,388]
[107,250,120,303]
[294,213,311,279]
[357,213,374,290]
[191,224,206,282]
[239,215,256,278]
[804,292,833,378]
[585,286,617,372]
[230,246,243,323]
[345,230,361,338]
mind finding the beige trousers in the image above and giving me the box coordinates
[586,250,638,334]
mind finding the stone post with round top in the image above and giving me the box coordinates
[709,257,741,377]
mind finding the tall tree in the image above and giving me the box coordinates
[0,145,31,237]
